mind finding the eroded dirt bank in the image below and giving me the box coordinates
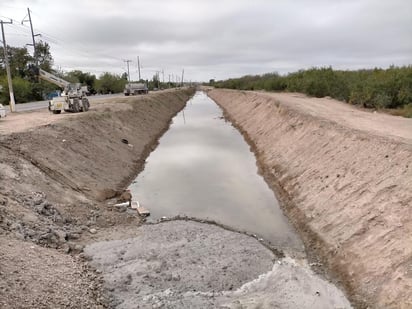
[0,89,195,308]
[207,88,412,309]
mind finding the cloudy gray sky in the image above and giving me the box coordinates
[1,0,411,81]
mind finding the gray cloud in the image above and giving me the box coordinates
[2,0,411,81]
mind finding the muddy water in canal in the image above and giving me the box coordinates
[129,91,303,253]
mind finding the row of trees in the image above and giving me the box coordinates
[0,42,160,104]
[0,41,54,103]
[212,66,412,115]
[0,42,131,104]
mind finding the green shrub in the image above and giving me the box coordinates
[0,77,34,104]
[213,66,412,113]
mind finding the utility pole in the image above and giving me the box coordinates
[22,8,40,65]
[137,56,141,81]
[181,69,184,87]
[1,20,16,112]
[155,71,161,89]
[123,59,132,83]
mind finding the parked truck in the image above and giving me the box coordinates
[36,68,90,114]
[124,83,149,96]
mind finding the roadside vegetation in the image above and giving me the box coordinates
[0,42,178,104]
[211,66,412,117]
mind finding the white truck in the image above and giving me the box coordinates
[124,83,149,96]
[37,68,90,114]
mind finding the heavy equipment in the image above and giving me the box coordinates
[124,83,149,96]
[36,68,90,114]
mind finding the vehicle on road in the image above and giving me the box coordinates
[36,68,90,114]
[124,83,149,96]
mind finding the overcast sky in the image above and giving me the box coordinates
[1,0,411,81]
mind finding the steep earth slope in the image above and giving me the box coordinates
[207,88,412,309]
[0,89,194,308]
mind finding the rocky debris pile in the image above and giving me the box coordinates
[0,236,108,309]
[0,191,101,251]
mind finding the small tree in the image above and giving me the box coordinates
[95,72,126,94]
[34,40,53,71]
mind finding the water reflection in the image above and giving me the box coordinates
[129,91,303,252]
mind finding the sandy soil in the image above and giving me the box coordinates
[207,88,412,309]
[0,236,106,309]
[0,89,194,308]
[258,92,412,144]
[0,91,178,134]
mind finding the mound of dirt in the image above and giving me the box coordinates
[207,88,412,309]
[84,220,351,309]
[0,89,195,307]
[0,236,106,309]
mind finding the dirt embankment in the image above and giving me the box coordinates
[207,88,412,309]
[0,89,194,308]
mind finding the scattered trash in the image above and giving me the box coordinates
[62,139,66,142]
[131,201,139,209]
[113,202,128,212]
[161,216,167,221]
[137,205,150,217]
[118,189,132,205]
[89,228,97,234]
[131,200,150,217]
[114,202,129,207]
[121,138,129,144]
[309,262,323,267]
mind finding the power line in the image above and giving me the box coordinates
[137,56,141,80]
[1,19,16,112]
[2,9,123,67]
[123,59,132,82]
[21,7,40,65]
[1,10,173,81]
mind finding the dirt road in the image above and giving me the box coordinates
[258,92,412,143]
[207,88,412,309]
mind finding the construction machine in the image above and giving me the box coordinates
[124,83,149,96]
[36,68,90,114]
